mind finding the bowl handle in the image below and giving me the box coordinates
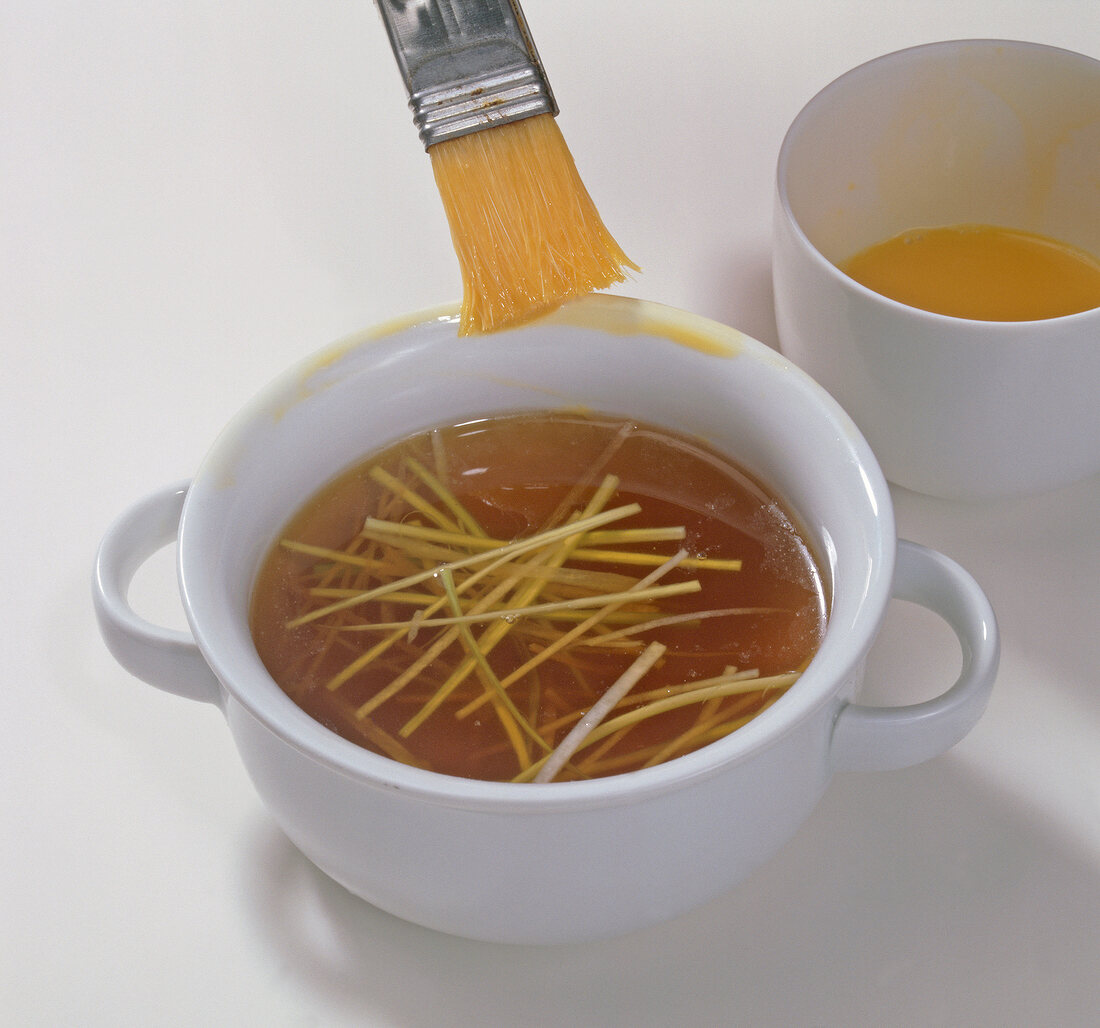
[93,482,222,706]
[830,539,998,772]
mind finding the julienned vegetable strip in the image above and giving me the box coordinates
[285,501,643,628]
[534,642,667,783]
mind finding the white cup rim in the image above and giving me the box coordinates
[776,37,1100,328]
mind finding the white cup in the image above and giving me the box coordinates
[774,39,1100,500]
[93,296,998,943]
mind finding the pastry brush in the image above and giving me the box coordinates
[374,0,637,334]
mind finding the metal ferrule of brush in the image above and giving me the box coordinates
[375,0,558,148]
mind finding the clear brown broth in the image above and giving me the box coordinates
[249,412,827,781]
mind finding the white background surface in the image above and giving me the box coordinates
[4,2,1099,1025]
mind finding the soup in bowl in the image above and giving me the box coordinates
[94,295,998,943]
[249,408,829,783]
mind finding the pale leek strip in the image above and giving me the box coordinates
[309,589,657,624]
[639,692,788,769]
[399,479,622,738]
[356,533,470,569]
[574,694,785,776]
[576,527,686,545]
[466,564,640,595]
[530,641,667,783]
[316,580,699,634]
[456,550,689,721]
[403,456,488,538]
[569,673,798,751]
[575,607,782,646]
[404,525,683,555]
[521,627,646,653]
[429,428,448,480]
[358,521,499,549]
[354,519,737,573]
[313,564,643,599]
[538,669,792,745]
[614,668,783,707]
[438,567,549,766]
[640,697,737,768]
[354,521,686,551]
[287,503,641,627]
[697,692,726,724]
[368,464,461,533]
[280,539,376,568]
[482,563,650,604]
[522,565,641,592]
[358,521,731,575]
[517,608,656,628]
[567,548,742,572]
[308,587,446,605]
[569,720,638,773]
[580,671,727,773]
[579,717,750,776]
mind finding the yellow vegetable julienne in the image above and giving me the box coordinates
[249,413,826,782]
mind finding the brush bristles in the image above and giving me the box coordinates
[429,114,638,335]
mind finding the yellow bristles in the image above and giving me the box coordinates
[429,113,639,335]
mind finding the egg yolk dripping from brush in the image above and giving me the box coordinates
[429,114,638,335]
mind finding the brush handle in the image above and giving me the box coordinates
[374,0,557,148]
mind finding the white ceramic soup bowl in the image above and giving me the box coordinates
[774,39,1100,500]
[94,295,998,944]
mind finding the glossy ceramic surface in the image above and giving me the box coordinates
[774,40,1100,500]
[94,296,998,942]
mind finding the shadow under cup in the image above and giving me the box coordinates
[774,39,1100,500]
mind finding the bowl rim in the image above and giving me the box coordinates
[179,295,897,812]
